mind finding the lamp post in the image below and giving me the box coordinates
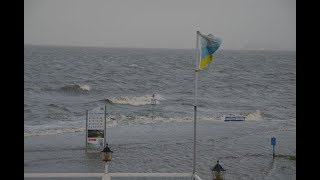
[210,160,226,180]
[101,144,113,180]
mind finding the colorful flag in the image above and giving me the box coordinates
[199,33,221,70]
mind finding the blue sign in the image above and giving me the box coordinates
[271,137,276,145]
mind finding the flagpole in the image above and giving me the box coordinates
[193,30,200,175]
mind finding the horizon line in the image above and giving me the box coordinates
[24,43,296,52]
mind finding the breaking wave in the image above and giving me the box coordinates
[59,84,91,93]
[217,110,263,121]
[104,94,165,106]
[193,110,263,122]
[243,110,263,121]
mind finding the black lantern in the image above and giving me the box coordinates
[210,160,226,180]
[101,144,113,162]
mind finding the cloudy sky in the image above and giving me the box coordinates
[24,0,296,51]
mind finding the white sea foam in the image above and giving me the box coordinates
[79,84,91,91]
[109,94,165,106]
[24,119,86,137]
[203,110,263,122]
[244,110,263,121]
[24,110,263,137]
[24,126,85,137]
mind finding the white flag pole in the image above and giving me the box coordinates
[193,31,200,175]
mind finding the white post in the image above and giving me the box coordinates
[104,162,110,180]
[85,110,88,152]
[104,105,107,147]
[193,31,200,175]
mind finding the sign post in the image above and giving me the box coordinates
[86,107,107,152]
[271,137,276,159]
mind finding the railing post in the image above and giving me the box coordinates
[103,162,110,180]
[104,174,111,180]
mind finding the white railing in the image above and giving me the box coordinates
[24,173,103,178]
[24,172,194,180]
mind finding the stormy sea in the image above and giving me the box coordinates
[24,45,296,179]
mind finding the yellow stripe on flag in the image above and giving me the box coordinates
[199,55,213,70]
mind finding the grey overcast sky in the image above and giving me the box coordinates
[24,0,296,51]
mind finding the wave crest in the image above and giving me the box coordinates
[218,110,263,121]
[24,120,85,137]
[107,94,165,106]
[243,110,263,121]
[59,84,91,93]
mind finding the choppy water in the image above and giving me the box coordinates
[24,45,296,179]
[24,45,295,136]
